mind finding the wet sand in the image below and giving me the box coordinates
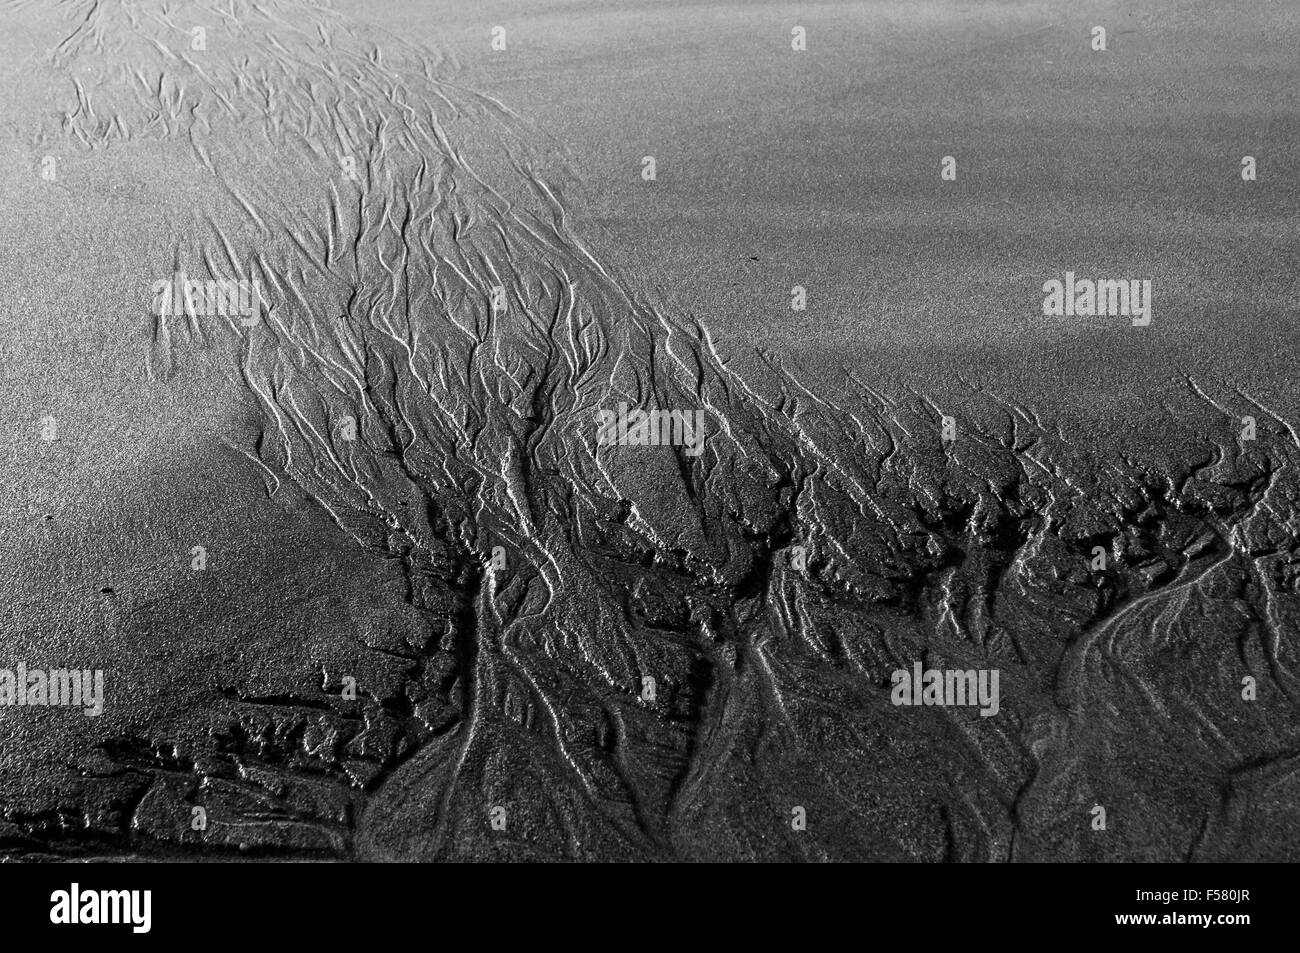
[0,0,1297,860]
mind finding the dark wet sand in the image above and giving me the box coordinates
[0,0,1297,860]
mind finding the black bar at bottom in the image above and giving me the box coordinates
[0,861,1278,942]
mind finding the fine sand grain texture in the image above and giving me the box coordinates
[0,0,1297,861]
